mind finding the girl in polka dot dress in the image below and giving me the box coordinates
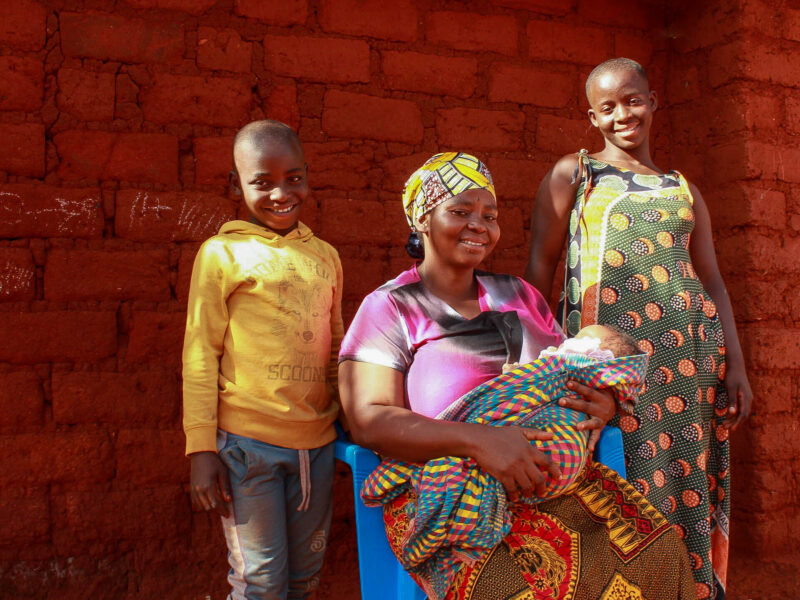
[525,58,752,600]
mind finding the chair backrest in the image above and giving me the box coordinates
[335,426,626,600]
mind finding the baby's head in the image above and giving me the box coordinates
[572,324,641,358]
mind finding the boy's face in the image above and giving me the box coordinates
[232,140,309,234]
[587,69,657,151]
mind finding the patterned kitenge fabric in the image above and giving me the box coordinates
[561,150,729,599]
[361,352,649,600]
[402,152,495,228]
[383,464,696,600]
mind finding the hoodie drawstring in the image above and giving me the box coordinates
[297,449,311,512]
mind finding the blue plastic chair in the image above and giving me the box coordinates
[334,426,627,600]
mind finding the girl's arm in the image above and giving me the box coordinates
[688,182,753,429]
[339,360,561,500]
[524,154,581,299]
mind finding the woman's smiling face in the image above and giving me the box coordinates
[418,188,500,268]
[587,68,657,152]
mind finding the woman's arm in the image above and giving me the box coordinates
[524,154,581,299]
[688,182,753,429]
[339,360,561,500]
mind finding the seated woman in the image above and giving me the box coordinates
[339,153,695,600]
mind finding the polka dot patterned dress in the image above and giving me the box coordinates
[560,150,730,600]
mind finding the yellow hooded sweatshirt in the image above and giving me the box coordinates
[182,220,343,454]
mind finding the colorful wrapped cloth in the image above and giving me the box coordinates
[361,352,648,600]
[402,152,495,229]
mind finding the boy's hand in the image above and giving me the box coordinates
[190,451,232,517]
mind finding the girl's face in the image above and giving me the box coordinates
[417,188,500,269]
[587,69,657,152]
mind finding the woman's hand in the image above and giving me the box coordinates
[558,381,617,451]
[472,425,562,502]
[723,363,753,430]
[190,451,232,517]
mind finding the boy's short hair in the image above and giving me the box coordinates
[232,120,303,170]
[598,325,643,358]
[585,57,649,99]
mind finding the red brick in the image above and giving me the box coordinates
[717,231,800,277]
[116,429,186,483]
[176,243,200,303]
[488,157,554,200]
[55,130,179,184]
[488,64,573,107]
[338,247,391,302]
[710,39,800,89]
[577,0,651,28]
[0,487,49,546]
[536,114,600,156]
[305,142,372,191]
[319,0,418,42]
[427,11,518,56]
[264,84,300,130]
[0,0,47,50]
[709,184,786,230]
[56,68,116,121]
[0,184,103,239]
[436,108,524,152]
[786,96,800,136]
[0,371,43,427]
[44,249,171,302]
[0,431,114,484]
[745,327,800,370]
[0,311,117,363]
[52,370,179,425]
[491,0,574,14]
[614,32,655,66]
[125,311,185,367]
[383,152,434,195]
[318,197,388,246]
[527,20,607,64]
[744,373,794,415]
[141,73,252,127]
[744,143,800,183]
[123,0,218,13]
[0,56,43,111]
[263,35,370,84]
[727,277,790,322]
[116,189,235,242]
[234,0,307,25]
[495,206,525,251]
[197,27,252,73]
[382,51,478,98]
[322,91,423,144]
[194,136,234,185]
[0,248,35,301]
[60,12,184,63]
[667,63,701,104]
[53,486,188,546]
[0,123,45,177]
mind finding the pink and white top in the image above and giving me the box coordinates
[339,265,564,418]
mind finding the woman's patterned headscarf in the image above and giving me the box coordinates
[402,152,495,229]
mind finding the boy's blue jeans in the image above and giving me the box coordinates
[217,430,334,600]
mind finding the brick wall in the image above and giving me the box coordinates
[0,0,795,598]
[666,2,800,598]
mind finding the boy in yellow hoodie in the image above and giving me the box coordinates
[182,120,343,600]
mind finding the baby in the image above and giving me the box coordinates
[493,324,646,498]
[361,325,647,596]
